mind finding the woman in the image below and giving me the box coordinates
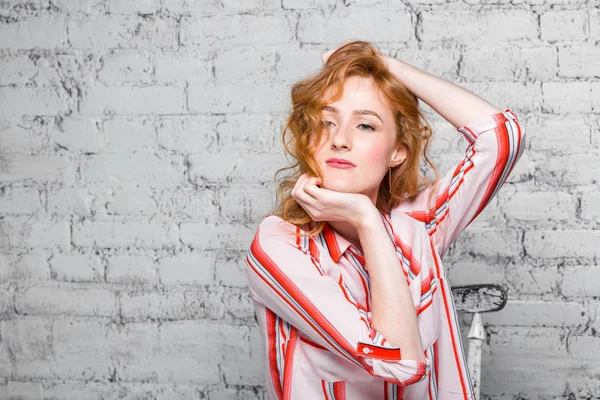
[244,41,525,399]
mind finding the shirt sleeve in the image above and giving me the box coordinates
[396,108,526,258]
[244,215,436,387]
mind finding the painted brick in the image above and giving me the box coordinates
[80,85,186,115]
[0,154,77,184]
[106,255,157,284]
[540,10,588,42]
[15,287,118,317]
[420,10,537,43]
[68,16,177,49]
[452,226,522,258]
[188,83,289,114]
[0,55,37,85]
[298,10,412,44]
[526,115,591,154]
[52,319,110,380]
[164,0,279,13]
[215,252,249,288]
[0,186,41,214]
[0,254,49,283]
[581,191,600,221]
[188,153,287,185]
[47,117,104,153]
[460,45,557,81]
[179,222,255,251]
[98,50,153,84]
[0,116,50,154]
[0,86,69,116]
[82,153,185,185]
[503,191,576,220]
[0,218,70,251]
[561,265,600,297]
[73,220,179,249]
[0,18,65,49]
[524,230,600,259]
[156,115,219,153]
[214,50,278,83]
[542,81,592,113]
[154,51,213,85]
[558,43,600,78]
[181,15,293,48]
[158,254,214,286]
[485,299,589,327]
[51,0,105,14]
[107,0,161,14]
[49,253,104,282]
[103,117,158,152]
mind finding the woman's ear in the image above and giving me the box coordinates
[391,147,407,167]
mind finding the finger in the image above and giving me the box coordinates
[292,173,314,202]
[294,185,319,217]
[296,185,317,206]
[298,173,315,189]
[299,175,318,199]
[292,173,308,195]
[295,173,309,193]
[303,177,322,197]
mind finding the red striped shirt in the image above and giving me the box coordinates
[245,109,525,399]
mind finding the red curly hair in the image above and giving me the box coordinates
[270,40,439,237]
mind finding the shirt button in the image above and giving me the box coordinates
[362,347,372,354]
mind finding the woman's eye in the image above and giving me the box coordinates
[321,120,334,128]
[359,123,375,131]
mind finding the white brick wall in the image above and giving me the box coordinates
[0,0,598,398]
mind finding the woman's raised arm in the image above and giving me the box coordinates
[384,56,502,129]
[384,57,526,257]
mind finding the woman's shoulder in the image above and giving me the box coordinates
[389,204,425,225]
[254,214,303,241]
[388,206,430,242]
[249,215,318,258]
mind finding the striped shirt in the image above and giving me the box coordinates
[245,109,525,400]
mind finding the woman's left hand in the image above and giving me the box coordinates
[291,173,376,228]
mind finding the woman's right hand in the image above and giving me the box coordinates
[291,173,377,228]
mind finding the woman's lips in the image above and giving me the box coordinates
[326,161,356,169]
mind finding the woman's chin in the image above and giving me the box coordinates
[322,179,354,193]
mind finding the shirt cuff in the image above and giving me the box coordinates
[457,108,519,144]
[354,312,400,360]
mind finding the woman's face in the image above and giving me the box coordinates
[313,75,406,203]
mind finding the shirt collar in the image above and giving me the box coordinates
[321,211,395,263]
[322,222,353,263]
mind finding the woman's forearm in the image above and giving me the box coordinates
[385,57,502,129]
[355,208,426,362]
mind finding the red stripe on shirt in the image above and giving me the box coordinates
[266,309,284,399]
[439,278,469,399]
[333,381,346,400]
[323,223,342,262]
[473,118,510,219]
[282,327,298,399]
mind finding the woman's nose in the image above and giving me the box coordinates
[330,123,351,150]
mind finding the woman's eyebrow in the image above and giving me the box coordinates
[322,105,384,125]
